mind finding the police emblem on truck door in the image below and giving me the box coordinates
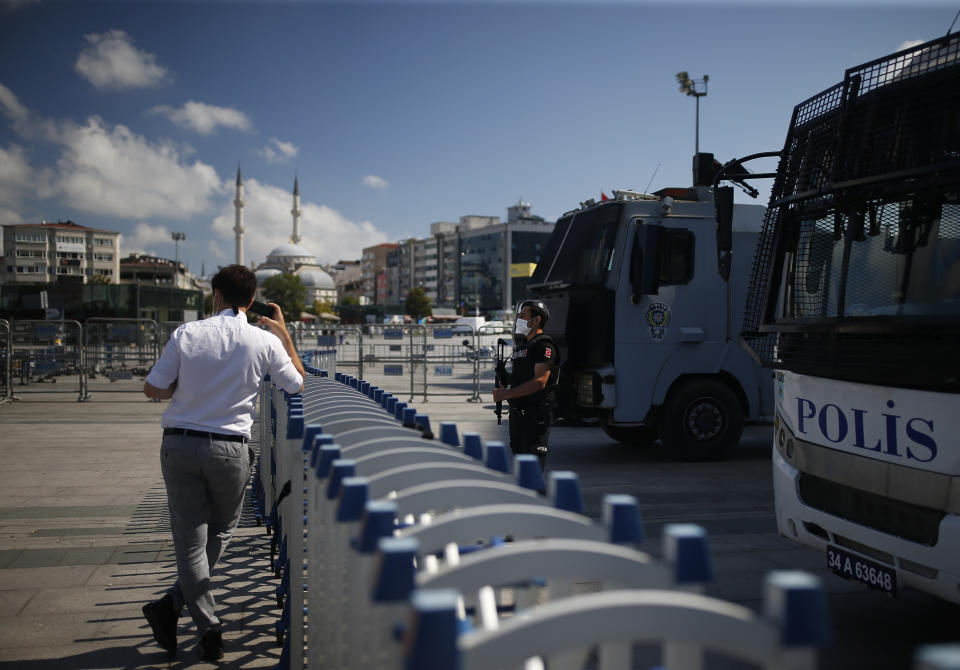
[644,302,671,341]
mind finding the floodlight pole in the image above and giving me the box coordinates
[171,232,186,285]
[676,72,709,155]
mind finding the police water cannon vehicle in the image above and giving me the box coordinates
[738,33,960,603]
[527,153,773,461]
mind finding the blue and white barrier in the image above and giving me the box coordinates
[255,366,830,670]
[404,571,829,670]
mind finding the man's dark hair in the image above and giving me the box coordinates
[519,299,549,327]
[211,265,257,310]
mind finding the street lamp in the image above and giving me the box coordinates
[171,232,185,286]
[676,71,709,154]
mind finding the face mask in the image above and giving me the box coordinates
[514,317,532,337]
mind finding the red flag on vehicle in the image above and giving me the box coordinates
[601,192,609,201]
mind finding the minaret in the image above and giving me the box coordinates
[291,176,302,244]
[233,166,245,266]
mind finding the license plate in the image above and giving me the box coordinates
[826,545,896,595]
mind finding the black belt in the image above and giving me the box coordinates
[163,427,247,443]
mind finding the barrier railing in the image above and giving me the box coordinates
[254,365,831,670]
[0,319,11,403]
[7,319,86,401]
[158,320,182,345]
[83,318,159,395]
[306,349,337,372]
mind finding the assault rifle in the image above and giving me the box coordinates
[494,338,510,424]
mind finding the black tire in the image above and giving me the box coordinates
[601,423,658,445]
[658,379,743,461]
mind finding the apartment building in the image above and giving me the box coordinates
[2,220,120,285]
[380,203,554,314]
[360,243,397,304]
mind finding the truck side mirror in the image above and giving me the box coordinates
[715,186,734,281]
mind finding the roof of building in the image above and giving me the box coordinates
[6,220,117,234]
[267,243,316,260]
[255,268,283,280]
[297,268,336,290]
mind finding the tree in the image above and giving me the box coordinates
[261,273,307,321]
[313,299,335,316]
[340,295,359,307]
[405,287,432,321]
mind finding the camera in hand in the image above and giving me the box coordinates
[249,300,275,318]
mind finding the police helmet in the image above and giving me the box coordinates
[518,299,550,326]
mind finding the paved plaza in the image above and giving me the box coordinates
[0,389,508,669]
[0,387,956,669]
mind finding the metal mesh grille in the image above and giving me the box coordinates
[742,34,960,390]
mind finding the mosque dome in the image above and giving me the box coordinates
[267,243,316,264]
[298,268,336,290]
[255,268,282,282]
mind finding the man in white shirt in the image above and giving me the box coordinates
[141,264,305,661]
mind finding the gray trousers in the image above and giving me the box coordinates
[160,433,250,635]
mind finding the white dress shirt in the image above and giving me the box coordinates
[146,309,303,437]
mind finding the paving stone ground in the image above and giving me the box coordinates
[0,390,283,669]
[0,384,511,669]
[2,380,957,670]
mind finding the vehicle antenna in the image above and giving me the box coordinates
[644,163,661,195]
[948,7,960,35]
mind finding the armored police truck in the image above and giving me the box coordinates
[528,156,773,460]
[740,34,960,603]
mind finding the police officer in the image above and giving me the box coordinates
[492,299,560,475]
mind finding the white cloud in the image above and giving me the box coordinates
[75,30,169,89]
[879,40,935,85]
[0,82,28,125]
[0,82,61,141]
[150,101,252,135]
[0,143,36,224]
[896,39,926,53]
[0,143,33,195]
[210,178,389,266]
[0,83,224,223]
[362,175,389,189]
[55,116,223,219]
[258,137,299,163]
[121,221,176,256]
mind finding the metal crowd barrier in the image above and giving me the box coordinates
[305,349,337,372]
[0,319,11,403]
[252,363,831,670]
[83,318,159,395]
[300,323,510,403]
[7,319,86,401]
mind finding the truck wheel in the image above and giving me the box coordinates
[659,379,743,461]
[601,423,658,445]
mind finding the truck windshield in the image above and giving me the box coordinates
[531,204,622,287]
[784,201,960,319]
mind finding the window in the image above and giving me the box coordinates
[532,205,622,287]
[94,253,113,261]
[93,238,113,246]
[16,249,45,258]
[15,232,45,243]
[658,229,696,285]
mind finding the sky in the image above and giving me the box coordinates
[0,0,957,277]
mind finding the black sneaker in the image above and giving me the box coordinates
[142,594,178,658]
[198,628,224,662]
